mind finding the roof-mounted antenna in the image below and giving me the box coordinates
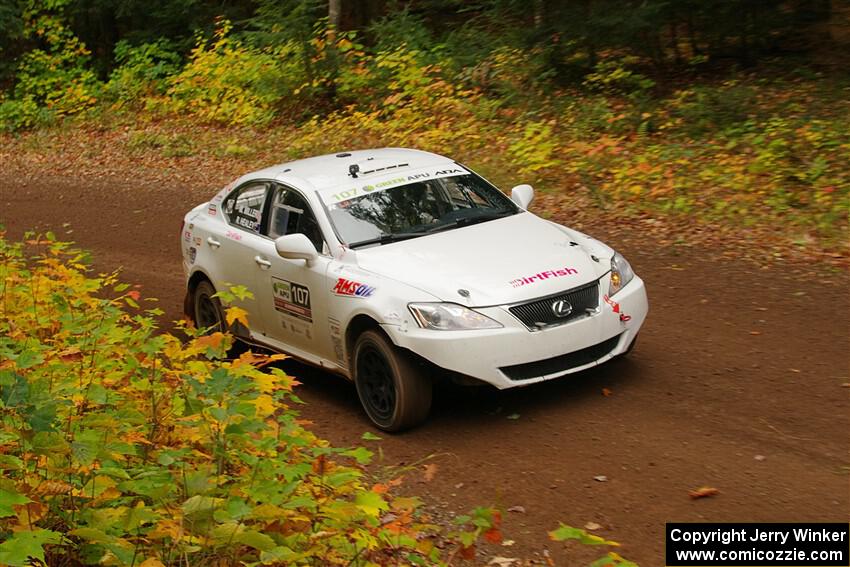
[349,164,360,178]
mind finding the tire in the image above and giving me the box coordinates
[192,280,225,333]
[353,330,432,432]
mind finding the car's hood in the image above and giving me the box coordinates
[352,212,612,305]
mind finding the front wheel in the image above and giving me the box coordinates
[353,330,432,432]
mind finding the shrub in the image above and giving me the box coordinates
[154,20,291,125]
[105,40,182,104]
[14,4,100,116]
[0,232,498,566]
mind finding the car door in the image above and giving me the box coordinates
[252,184,334,362]
[213,180,271,334]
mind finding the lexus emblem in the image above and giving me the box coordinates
[551,299,573,318]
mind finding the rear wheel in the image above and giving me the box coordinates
[193,280,224,333]
[353,330,432,432]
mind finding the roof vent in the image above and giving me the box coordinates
[360,162,409,176]
[336,152,352,158]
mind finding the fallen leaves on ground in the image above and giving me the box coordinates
[422,463,438,483]
[689,486,720,499]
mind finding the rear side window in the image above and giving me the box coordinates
[268,186,325,252]
[224,183,267,233]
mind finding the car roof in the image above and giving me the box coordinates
[245,147,456,191]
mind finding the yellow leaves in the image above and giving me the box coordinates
[147,519,183,541]
[225,306,249,328]
[252,394,277,418]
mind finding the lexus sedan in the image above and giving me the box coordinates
[181,148,648,431]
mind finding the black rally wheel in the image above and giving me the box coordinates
[353,330,432,432]
[192,280,225,333]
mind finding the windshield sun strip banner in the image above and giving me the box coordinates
[319,166,470,205]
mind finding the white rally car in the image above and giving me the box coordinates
[181,148,648,431]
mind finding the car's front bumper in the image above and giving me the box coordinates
[384,275,648,389]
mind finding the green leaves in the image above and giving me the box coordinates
[355,490,389,517]
[0,529,61,566]
[549,523,620,546]
[0,487,30,517]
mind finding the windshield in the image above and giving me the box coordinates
[320,168,519,247]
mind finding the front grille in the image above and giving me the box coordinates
[508,280,599,330]
[500,334,621,381]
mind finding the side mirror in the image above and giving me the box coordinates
[510,184,534,209]
[275,233,318,266]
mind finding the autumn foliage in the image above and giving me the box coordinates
[0,232,504,566]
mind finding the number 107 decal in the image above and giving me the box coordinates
[272,277,313,323]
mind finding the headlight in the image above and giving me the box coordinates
[408,303,503,330]
[608,252,635,296]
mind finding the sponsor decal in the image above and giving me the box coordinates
[282,317,312,339]
[272,277,312,323]
[193,236,202,246]
[188,246,197,264]
[603,294,632,322]
[332,277,375,298]
[225,229,242,241]
[329,317,344,363]
[509,267,578,288]
[208,203,217,216]
[183,229,192,242]
[321,167,468,204]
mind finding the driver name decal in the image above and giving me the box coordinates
[332,278,375,298]
[510,267,578,288]
[272,277,312,323]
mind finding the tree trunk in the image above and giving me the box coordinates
[329,0,341,29]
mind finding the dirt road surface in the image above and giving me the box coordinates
[2,175,848,566]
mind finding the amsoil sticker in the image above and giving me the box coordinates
[272,277,312,323]
[510,267,578,288]
[332,277,375,298]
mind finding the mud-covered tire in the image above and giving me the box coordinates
[353,330,432,432]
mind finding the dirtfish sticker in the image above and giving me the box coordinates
[321,166,468,204]
[332,278,375,298]
[272,277,312,323]
[510,267,578,288]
